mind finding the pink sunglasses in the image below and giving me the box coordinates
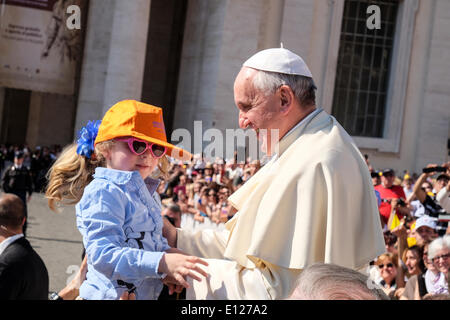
[116,137,167,158]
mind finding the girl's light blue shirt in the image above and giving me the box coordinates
[76,167,170,300]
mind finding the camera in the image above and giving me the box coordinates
[422,166,447,174]
[381,198,406,207]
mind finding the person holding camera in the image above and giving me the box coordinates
[412,164,449,236]
[375,168,410,229]
[436,162,450,213]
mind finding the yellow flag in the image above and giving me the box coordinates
[407,221,417,247]
[407,237,417,247]
[389,213,401,230]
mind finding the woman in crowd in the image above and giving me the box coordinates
[188,181,204,208]
[204,188,219,223]
[192,186,209,223]
[401,242,436,299]
[175,190,189,212]
[375,253,403,297]
[402,245,426,280]
[383,231,398,255]
[213,187,232,224]
[428,235,450,286]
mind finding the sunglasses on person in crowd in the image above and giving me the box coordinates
[116,137,166,158]
[432,253,450,262]
[378,263,394,269]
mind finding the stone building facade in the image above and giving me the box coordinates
[0,0,449,174]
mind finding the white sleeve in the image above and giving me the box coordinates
[185,258,301,300]
[177,228,229,259]
[436,187,450,212]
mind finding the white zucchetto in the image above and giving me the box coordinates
[243,48,313,78]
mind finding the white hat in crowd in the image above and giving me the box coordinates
[415,215,437,230]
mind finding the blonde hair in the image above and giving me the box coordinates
[45,141,112,212]
[152,154,170,180]
[376,253,398,268]
[46,139,170,212]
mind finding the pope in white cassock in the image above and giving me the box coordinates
[162,48,385,299]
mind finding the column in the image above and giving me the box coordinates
[74,0,151,134]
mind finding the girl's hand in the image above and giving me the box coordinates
[158,253,208,289]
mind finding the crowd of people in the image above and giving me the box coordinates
[0,144,61,236]
[157,154,262,227]
[364,157,450,300]
[0,143,61,193]
[0,141,449,300]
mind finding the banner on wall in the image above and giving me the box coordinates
[0,0,85,95]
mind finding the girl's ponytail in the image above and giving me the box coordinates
[46,144,99,211]
[46,120,105,212]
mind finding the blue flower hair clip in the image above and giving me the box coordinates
[76,120,101,158]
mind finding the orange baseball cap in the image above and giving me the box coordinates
[94,100,191,161]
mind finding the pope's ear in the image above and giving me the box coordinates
[278,85,294,113]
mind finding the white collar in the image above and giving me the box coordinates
[0,234,24,256]
[271,108,323,161]
[283,108,322,139]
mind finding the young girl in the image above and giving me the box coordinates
[46,100,207,300]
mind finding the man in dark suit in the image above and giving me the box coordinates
[0,193,49,299]
[1,151,34,236]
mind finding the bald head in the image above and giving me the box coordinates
[288,263,389,300]
[0,193,25,230]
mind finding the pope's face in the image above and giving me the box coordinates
[234,67,281,155]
